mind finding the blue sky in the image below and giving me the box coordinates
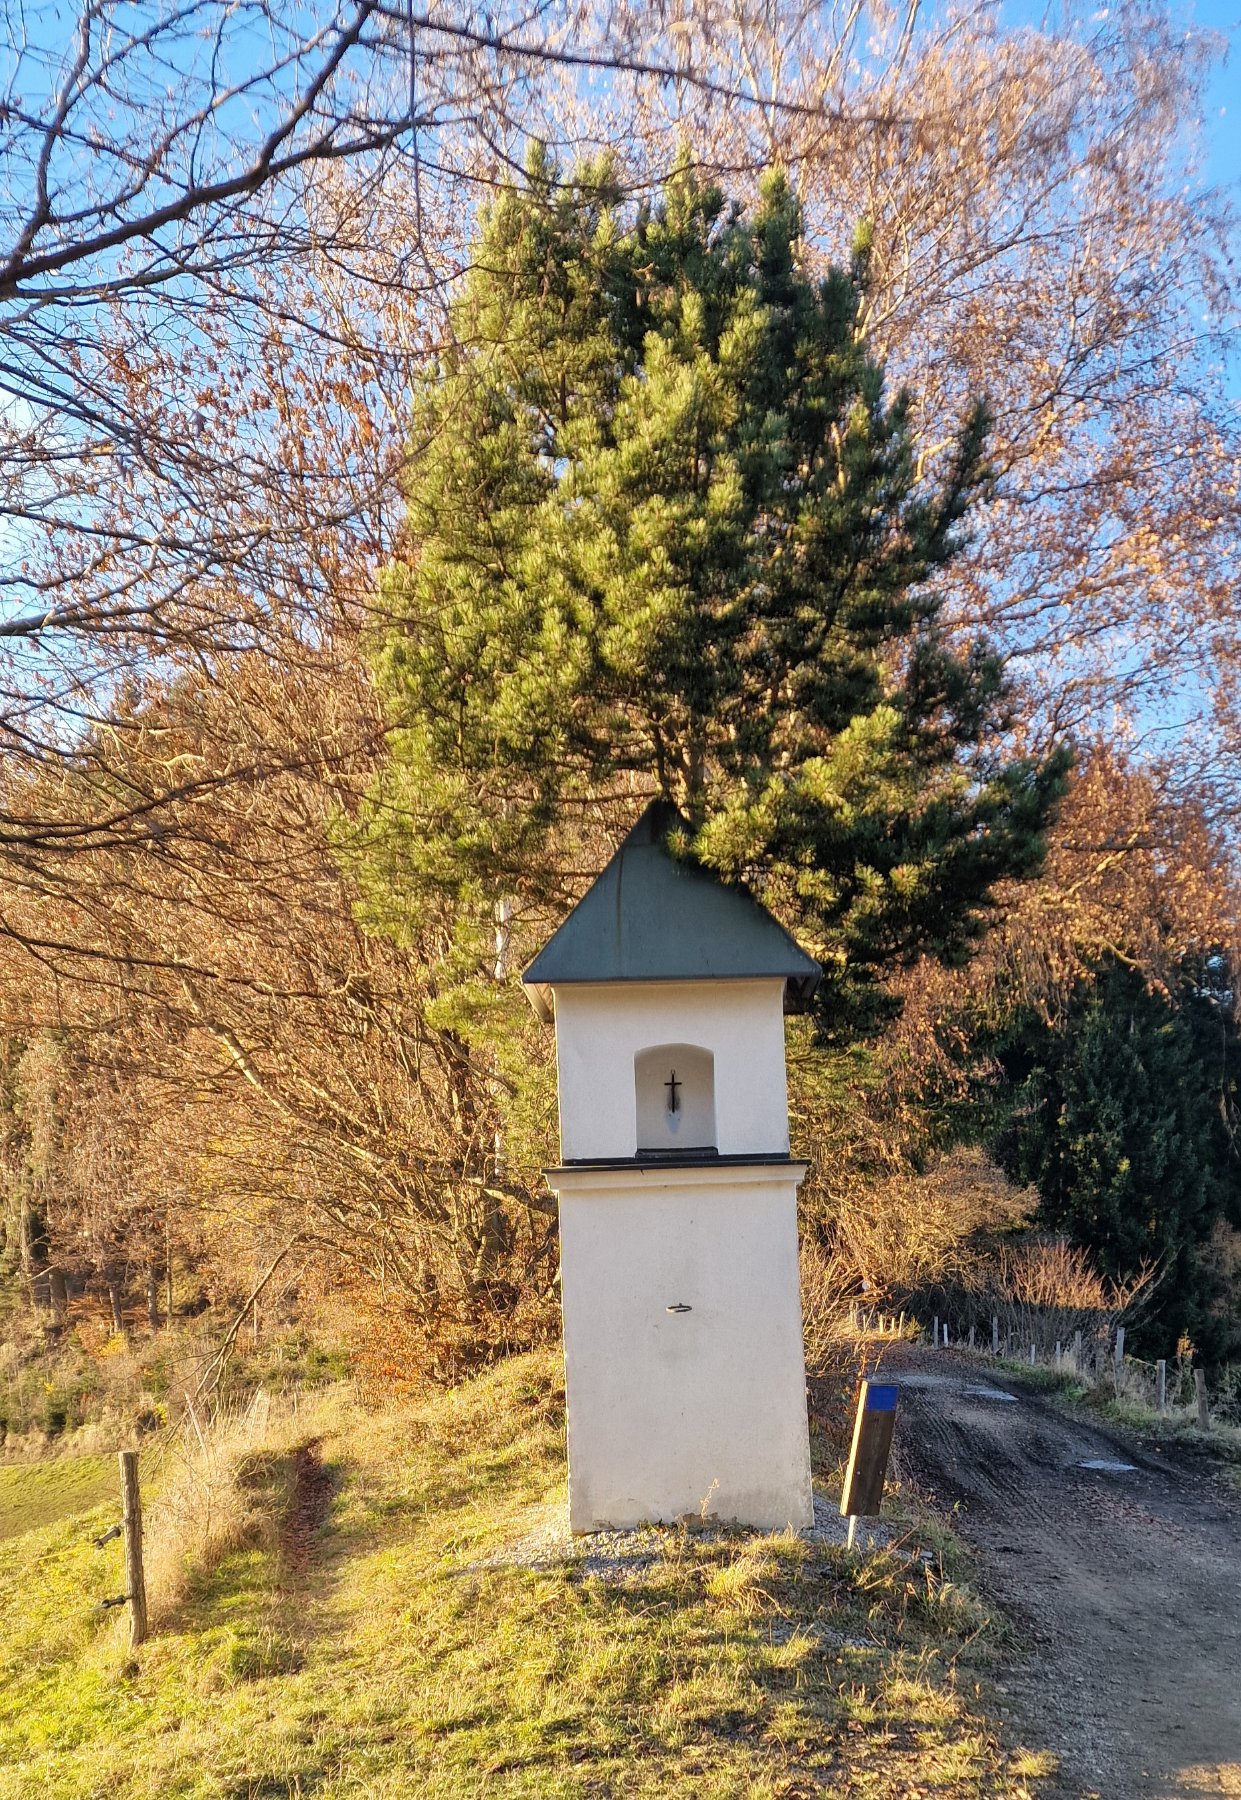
[1197,0,1240,192]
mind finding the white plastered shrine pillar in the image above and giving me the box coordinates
[522,801,818,1533]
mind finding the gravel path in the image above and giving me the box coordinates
[889,1345,1241,1800]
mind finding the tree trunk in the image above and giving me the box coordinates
[165,1217,174,1328]
[107,1274,126,1339]
[49,1265,69,1329]
[19,1198,51,1312]
[146,1262,161,1333]
[17,1195,36,1309]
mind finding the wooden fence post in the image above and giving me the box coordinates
[1156,1359,1167,1415]
[119,1449,148,1649]
[1073,1329,1082,1375]
[1194,1369,1210,1430]
[932,1315,939,1348]
[1114,1326,1125,1366]
[992,1316,1000,1355]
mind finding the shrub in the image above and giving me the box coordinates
[823,1146,1034,1296]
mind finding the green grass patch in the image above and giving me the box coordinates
[1088,1392,1241,1463]
[0,1353,1053,1798]
[0,1455,118,1542]
[992,1359,1088,1398]
[989,1360,1241,1469]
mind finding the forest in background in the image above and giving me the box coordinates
[1,0,1240,1428]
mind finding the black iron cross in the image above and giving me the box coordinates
[665,1069,681,1115]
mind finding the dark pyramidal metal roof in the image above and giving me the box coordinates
[522,800,820,1021]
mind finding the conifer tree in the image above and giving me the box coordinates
[358,154,1068,1037]
[999,957,1241,1358]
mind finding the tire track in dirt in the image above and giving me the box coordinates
[280,1438,334,1575]
[887,1346,1241,1800]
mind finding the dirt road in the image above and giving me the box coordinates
[887,1346,1241,1800]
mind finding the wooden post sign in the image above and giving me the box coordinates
[840,1380,899,1547]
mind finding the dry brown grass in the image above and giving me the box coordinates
[144,1385,348,1624]
[800,1238,901,1454]
[0,1349,1045,1800]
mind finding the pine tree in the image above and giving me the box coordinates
[999,956,1241,1357]
[356,153,1068,1038]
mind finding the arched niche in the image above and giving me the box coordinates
[635,1043,716,1157]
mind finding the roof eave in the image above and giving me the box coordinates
[523,980,554,1025]
[520,969,820,1025]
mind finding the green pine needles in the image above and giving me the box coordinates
[360,152,1069,1037]
[999,955,1241,1358]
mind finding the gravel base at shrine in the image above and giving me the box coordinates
[470,1490,894,1581]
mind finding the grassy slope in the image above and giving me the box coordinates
[0,1352,1052,1799]
[0,1455,117,1541]
[991,1355,1241,1473]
